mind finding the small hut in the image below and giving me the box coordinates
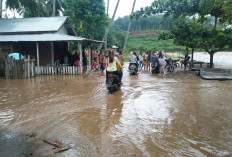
[0,16,102,76]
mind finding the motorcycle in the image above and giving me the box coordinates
[106,72,121,94]
[129,63,138,75]
[166,61,175,72]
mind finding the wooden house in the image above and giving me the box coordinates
[0,16,102,76]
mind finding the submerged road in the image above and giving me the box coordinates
[0,63,232,156]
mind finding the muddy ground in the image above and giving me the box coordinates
[0,61,232,157]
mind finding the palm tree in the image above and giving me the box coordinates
[47,0,65,16]
[0,0,2,18]
[53,0,56,16]
[122,0,136,54]
[100,0,120,51]
[107,0,109,15]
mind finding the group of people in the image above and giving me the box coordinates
[130,50,167,75]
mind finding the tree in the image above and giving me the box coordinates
[99,0,120,51]
[170,19,206,67]
[64,0,108,40]
[107,0,109,15]
[131,0,232,68]
[5,0,50,17]
[53,0,56,16]
[122,0,136,54]
[222,0,232,23]
[46,0,65,16]
[0,0,2,18]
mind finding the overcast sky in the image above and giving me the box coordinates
[105,0,154,19]
[2,0,154,19]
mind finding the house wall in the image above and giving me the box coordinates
[20,41,68,66]
[0,41,69,76]
[58,25,68,35]
[0,42,13,76]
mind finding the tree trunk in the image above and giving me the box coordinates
[107,0,109,15]
[214,16,217,30]
[0,0,2,19]
[191,48,194,68]
[105,0,110,50]
[53,0,56,16]
[122,0,136,54]
[210,52,214,68]
[104,36,107,50]
[99,0,120,51]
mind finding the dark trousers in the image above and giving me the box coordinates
[106,70,122,83]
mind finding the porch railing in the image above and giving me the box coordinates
[35,66,79,75]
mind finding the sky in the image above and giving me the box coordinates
[2,0,154,19]
[105,0,154,19]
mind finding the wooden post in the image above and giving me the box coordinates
[28,55,30,78]
[31,61,34,77]
[97,44,100,55]
[88,45,91,70]
[78,41,83,74]
[36,42,40,67]
[51,42,54,65]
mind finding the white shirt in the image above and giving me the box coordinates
[139,55,143,62]
[130,55,137,63]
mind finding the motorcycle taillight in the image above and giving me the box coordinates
[109,74,113,78]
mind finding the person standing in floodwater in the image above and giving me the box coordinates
[148,51,151,71]
[82,51,87,71]
[184,56,190,70]
[139,52,144,70]
[143,51,149,70]
[159,50,163,58]
[185,48,189,57]
[118,52,124,66]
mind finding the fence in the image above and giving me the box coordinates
[5,55,35,79]
[35,66,79,75]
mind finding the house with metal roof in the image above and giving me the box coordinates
[0,16,103,75]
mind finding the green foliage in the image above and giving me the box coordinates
[107,25,126,53]
[115,15,173,32]
[6,0,66,17]
[221,0,232,24]
[171,19,205,49]
[64,0,108,40]
[126,32,185,53]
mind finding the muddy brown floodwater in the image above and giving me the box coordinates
[0,62,232,157]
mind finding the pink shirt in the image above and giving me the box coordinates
[158,58,167,68]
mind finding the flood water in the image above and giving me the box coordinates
[0,53,232,156]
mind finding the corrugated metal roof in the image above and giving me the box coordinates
[0,34,85,42]
[0,33,104,43]
[0,16,68,34]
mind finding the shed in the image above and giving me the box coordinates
[0,16,103,75]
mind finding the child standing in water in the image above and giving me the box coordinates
[184,56,190,70]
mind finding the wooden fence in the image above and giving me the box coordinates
[35,66,79,75]
[5,55,35,79]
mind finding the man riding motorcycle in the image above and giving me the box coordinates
[129,52,139,75]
